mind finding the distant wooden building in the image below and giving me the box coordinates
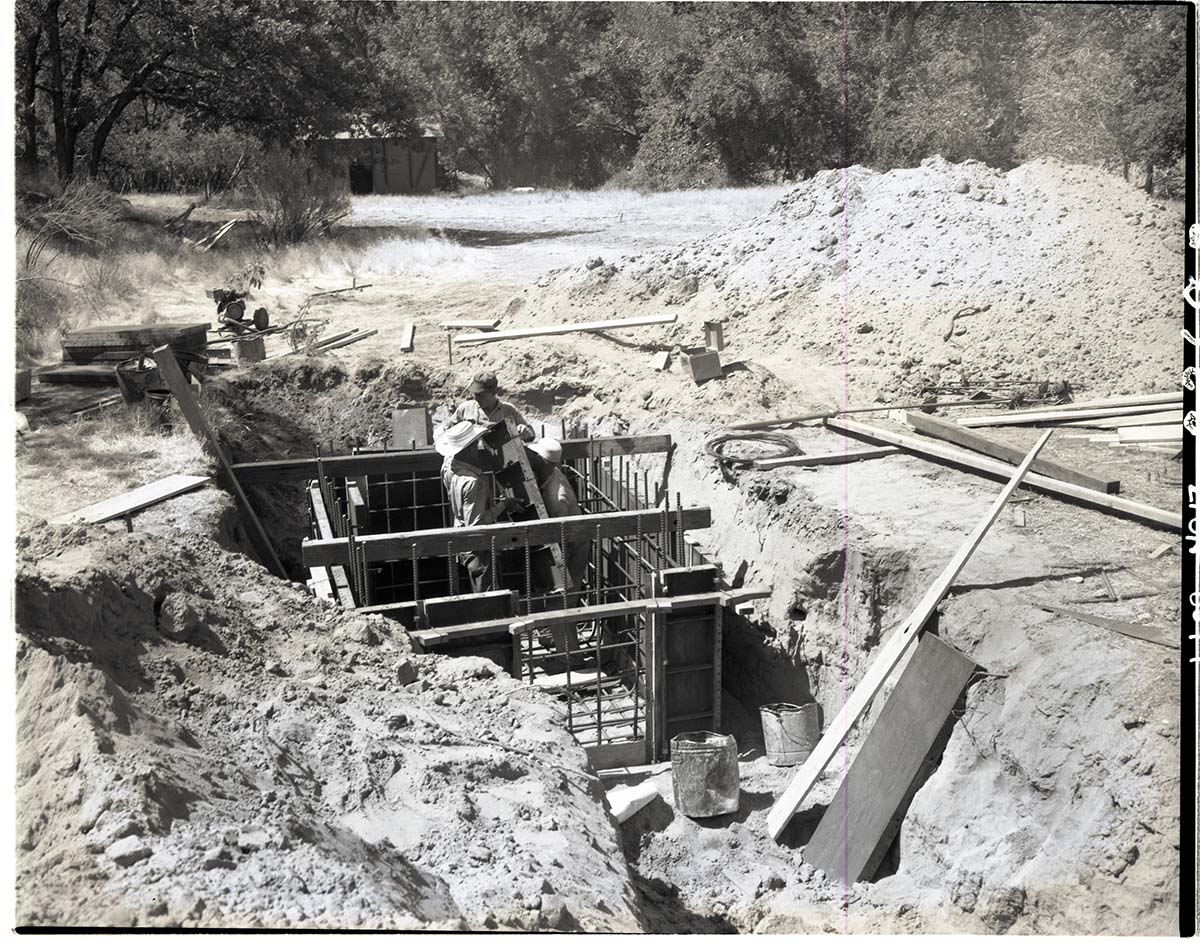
[318,133,439,195]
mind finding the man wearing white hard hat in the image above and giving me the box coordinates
[436,420,524,592]
[528,438,588,594]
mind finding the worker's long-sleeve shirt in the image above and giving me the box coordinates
[452,398,534,441]
[442,457,499,528]
[540,466,588,589]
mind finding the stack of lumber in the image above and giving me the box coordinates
[454,312,676,346]
[41,322,210,386]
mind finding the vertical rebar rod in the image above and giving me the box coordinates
[448,540,457,595]
[676,493,684,564]
[490,536,497,597]
[560,520,569,610]
[411,471,418,533]
[523,529,531,616]
[594,524,602,607]
[594,619,602,743]
[411,544,420,603]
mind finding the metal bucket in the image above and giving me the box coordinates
[760,702,820,767]
[670,731,740,818]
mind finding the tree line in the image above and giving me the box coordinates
[14,1,1187,193]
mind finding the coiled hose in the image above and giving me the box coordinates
[704,431,802,470]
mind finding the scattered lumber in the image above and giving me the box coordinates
[196,219,237,252]
[826,417,1178,530]
[729,397,1017,432]
[754,446,899,470]
[1038,604,1178,649]
[682,349,722,383]
[15,369,31,402]
[454,312,676,345]
[1057,409,1182,430]
[803,633,976,883]
[960,401,1181,429]
[650,351,671,371]
[905,410,1119,493]
[152,344,286,578]
[309,283,372,299]
[318,328,378,352]
[766,431,1051,841]
[1148,543,1175,560]
[51,474,210,525]
[1117,425,1182,444]
[400,323,415,352]
[440,318,498,331]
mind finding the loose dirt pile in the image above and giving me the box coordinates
[15,509,642,930]
[503,156,1180,400]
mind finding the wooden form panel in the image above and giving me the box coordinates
[232,434,673,485]
[302,507,713,567]
[803,634,975,883]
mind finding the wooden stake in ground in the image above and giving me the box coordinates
[454,312,676,345]
[765,430,1052,841]
[152,344,286,578]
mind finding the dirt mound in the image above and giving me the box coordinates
[502,156,1180,399]
[15,513,642,930]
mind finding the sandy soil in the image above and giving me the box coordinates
[15,157,1183,932]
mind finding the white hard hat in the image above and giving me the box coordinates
[434,420,490,457]
[529,438,562,463]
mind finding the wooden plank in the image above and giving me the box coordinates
[905,411,1119,494]
[766,431,1052,840]
[650,351,670,371]
[400,323,415,352]
[1027,391,1183,412]
[231,434,673,485]
[440,319,499,331]
[455,313,676,345]
[1057,410,1182,429]
[308,484,355,609]
[586,739,649,771]
[302,505,710,567]
[827,418,1178,531]
[1038,604,1178,648]
[63,322,210,348]
[16,369,31,402]
[804,634,976,883]
[152,344,286,578]
[1117,425,1183,443]
[320,329,378,352]
[51,474,210,525]
[960,402,1180,428]
[682,350,722,383]
[754,446,900,470]
[389,407,432,449]
[728,398,1018,432]
[37,364,120,385]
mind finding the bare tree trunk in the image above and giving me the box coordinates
[20,29,41,171]
[1143,161,1154,195]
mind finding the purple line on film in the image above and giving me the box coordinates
[841,0,852,925]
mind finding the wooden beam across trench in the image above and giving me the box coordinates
[231,434,673,485]
[302,507,713,568]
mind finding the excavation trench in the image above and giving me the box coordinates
[202,362,941,931]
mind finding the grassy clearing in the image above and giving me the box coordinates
[16,402,214,525]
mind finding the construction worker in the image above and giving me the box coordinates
[436,420,524,592]
[528,438,589,595]
[452,370,535,442]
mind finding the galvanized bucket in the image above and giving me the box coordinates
[760,702,820,767]
[670,731,740,818]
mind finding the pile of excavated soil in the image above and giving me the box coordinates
[15,508,642,930]
[495,156,1181,401]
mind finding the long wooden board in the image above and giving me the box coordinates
[1117,425,1183,443]
[455,313,676,345]
[728,398,1016,432]
[231,434,674,485]
[37,364,121,385]
[826,418,1178,530]
[960,400,1180,428]
[1038,604,1179,648]
[1057,410,1182,430]
[62,322,210,364]
[1026,391,1183,412]
[803,633,976,883]
[308,484,355,609]
[152,345,286,578]
[766,431,1051,840]
[51,474,210,525]
[905,411,1119,494]
[754,446,900,470]
[302,506,712,567]
[399,323,415,352]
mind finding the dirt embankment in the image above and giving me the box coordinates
[495,156,1180,401]
[15,499,642,930]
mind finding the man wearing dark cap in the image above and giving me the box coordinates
[452,371,535,442]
